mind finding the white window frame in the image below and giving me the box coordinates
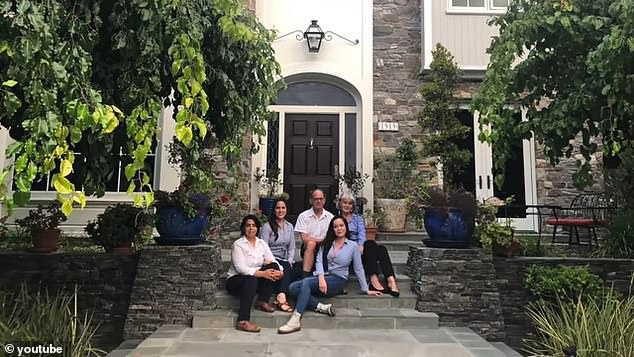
[447,0,509,14]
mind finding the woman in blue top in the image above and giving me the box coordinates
[277,215,382,334]
[339,192,401,297]
[259,198,296,312]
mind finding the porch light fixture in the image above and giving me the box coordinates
[276,20,359,53]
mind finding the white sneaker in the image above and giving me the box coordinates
[278,311,302,334]
[315,303,336,316]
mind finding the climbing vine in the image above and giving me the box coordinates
[472,0,634,189]
[0,0,282,215]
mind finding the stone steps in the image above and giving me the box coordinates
[217,272,413,292]
[192,308,438,330]
[214,287,417,309]
[375,232,427,242]
[221,249,410,274]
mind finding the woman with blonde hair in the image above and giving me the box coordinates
[338,192,400,297]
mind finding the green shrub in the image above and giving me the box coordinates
[526,291,634,356]
[595,208,634,258]
[0,285,104,356]
[525,265,603,302]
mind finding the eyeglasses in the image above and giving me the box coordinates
[313,197,325,201]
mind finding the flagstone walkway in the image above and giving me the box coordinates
[107,325,522,357]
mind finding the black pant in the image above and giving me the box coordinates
[225,262,278,321]
[362,240,395,280]
[275,260,294,296]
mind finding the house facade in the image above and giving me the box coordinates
[254,0,604,231]
[2,0,603,233]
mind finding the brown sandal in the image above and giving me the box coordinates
[274,299,294,312]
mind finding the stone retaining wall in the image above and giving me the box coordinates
[493,256,634,351]
[123,244,223,339]
[0,252,138,348]
[406,246,506,341]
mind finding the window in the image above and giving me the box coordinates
[19,140,157,194]
[449,0,509,12]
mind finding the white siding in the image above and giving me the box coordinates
[429,0,499,69]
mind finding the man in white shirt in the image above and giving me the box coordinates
[294,189,334,277]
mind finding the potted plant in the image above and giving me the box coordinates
[422,188,477,248]
[364,208,387,241]
[336,168,370,213]
[374,139,428,232]
[85,203,149,254]
[475,197,519,257]
[15,202,67,253]
[153,142,231,245]
[254,166,284,216]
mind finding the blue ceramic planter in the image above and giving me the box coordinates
[259,197,276,217]
[155,204,207,245]
[423,207,473,248]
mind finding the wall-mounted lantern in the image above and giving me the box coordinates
[276,20,359,53]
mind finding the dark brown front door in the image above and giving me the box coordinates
[284,114,339,220]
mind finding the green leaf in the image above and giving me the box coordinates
[14,154,28,172]
[176,124,193,146]
[60,159,73,177]
[6,142,23,157]
[12,191,31,206]
[124,163,136,181]
[192,117,207,138]
[52,175,73,194]
[62,199,73,217]
[2,80,17,87]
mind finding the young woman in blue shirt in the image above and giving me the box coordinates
[278,215,382,334]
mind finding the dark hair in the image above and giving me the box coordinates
[267,198,288,241]
[321,215,350,273]
[240,214,261,236]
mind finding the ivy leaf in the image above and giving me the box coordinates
[184,97,194,108]
[191,80,202,96]
[52,175,73,194]
[13,191,31,206]
[175,122,193,146]
[72,192,87,208]
[192,116,207,138]
[1,80,17,87]
[14,154,28,172]
[6,142,23,157]
[61,199,73,217]
[60,159,73,177]
[124,163,136,181]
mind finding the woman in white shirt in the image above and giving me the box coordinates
[259,198,296,312]
[226,215,283,332]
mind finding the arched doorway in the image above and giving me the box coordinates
[267,76,361,222]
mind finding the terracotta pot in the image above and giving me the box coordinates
[365,226,378,241]
[31,229,61,253]
[493,240,522,257]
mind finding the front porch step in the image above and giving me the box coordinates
[192,308,438,330]
[213,287,417,309]
[376,232,427,242]
[221,249,410,274]
[217,272,413,292]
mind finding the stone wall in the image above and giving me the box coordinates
[373,0,424,152]
[493,256,634,351]
[123,244,222,339]
[406,247,506,341]
[0,252,138,348]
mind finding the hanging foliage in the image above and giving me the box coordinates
[0,0,282,215]
[472,0,634,189]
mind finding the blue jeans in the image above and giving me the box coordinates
[288,275,347,314]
